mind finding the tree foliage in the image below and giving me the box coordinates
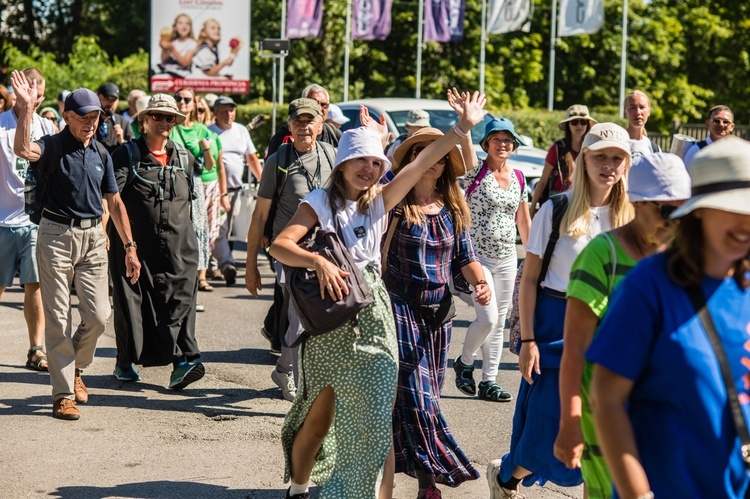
[2,0,749,133]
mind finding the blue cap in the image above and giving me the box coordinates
[480,118,523,151]
[64,88,104,116]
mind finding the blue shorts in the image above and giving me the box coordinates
[0,225,39,286]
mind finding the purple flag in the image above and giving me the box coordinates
[286,0,324,39]
[424,0,465,42]
[352,0,393,40]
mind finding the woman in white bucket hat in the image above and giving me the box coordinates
[588,138,750,498]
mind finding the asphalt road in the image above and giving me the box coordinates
[0,245,582,499]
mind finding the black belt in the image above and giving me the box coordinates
[42,209,101,229]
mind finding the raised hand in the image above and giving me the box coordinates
[459,90,487,128]
[10,70,37,110]
[359,105,388,141]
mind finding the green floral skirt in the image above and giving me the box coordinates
[282,268,398,498]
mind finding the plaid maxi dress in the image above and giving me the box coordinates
[383,206,481,487]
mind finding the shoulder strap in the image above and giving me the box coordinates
[122,141,141,192]
[381,207,403,271]
[513,168,525,193]
[538,194,569,287]
[319,143,335,171]
[464,160,489,200]
[275,143,292,200]
[687,286,750,469]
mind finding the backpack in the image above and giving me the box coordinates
[263,142,336,239]
[122,140,193,206]
[538,139,570,208]
[508,193,569,355]
[25,136,108,224]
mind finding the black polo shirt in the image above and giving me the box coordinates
[35,127,118,219]
[96,113,134,153]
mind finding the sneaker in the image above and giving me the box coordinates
[113,363,142,382]
[168,361,205,390]
[261,327,281,354]
[271,369,296,402]
[223,265,237,286]
[285,488,309,499]
[74,368,88,404]
[196,304,206,312]
[487,459,524,498]
[53,398,80,420]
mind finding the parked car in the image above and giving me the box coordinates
[335,97,546,191]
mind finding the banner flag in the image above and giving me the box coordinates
[558,0,604,37]
[488,0,532,34]
[352,0,393,40]
[424,0,466,42]
[287,0,324,39]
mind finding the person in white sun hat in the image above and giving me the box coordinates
[588,137,750,498]
[270,91,486,499]
[325,103,349,129]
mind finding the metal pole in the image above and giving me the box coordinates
[480,0,487,94]
[416,0,424,99]
[547,0,557,111]
[271,57,278,133]
[619,0,628,118]
[343,0,352,101]
[280,0,287,104]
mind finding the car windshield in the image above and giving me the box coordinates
[389,110,492,144]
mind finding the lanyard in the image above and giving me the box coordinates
[293,145,322,192]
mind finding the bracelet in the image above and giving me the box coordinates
[520,338,536,343]
[475,280,488,286]
[451,124,470,138]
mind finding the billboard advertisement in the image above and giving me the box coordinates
[150,0,250,94]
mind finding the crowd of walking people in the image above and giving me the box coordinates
[1,64,749,499]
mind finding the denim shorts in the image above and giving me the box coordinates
[0,225,39,286]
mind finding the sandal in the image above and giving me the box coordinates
[478,381,513,402]
[453,356,476,396]
[26,346,48,372]
[198,279,214,292]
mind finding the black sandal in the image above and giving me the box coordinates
[453,356,476,396]
[198,279,214,292]
[26,346,48,372]
[478,381,512,402]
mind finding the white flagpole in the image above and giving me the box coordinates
[416,0,424,99]
[280,0,287,104]
[547,0,557,111]
[480,0,487,94]
[344,0,352,101]
[618,0,628,118]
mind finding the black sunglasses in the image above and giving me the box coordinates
[197,108,206,113]
[174,96,193,104]
[651,202,678,219]
[568,119,588,126]
[148,113,177,123]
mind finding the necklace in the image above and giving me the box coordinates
[629,224,645,258]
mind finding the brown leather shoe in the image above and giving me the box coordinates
[53,398,80,420]
[74,369,88,404]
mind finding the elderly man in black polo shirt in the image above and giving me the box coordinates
[11,71,141,421]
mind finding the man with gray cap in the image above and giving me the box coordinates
[245,97,336,401]
[385,108,431,160]
[11,71,140,420]
[95,82,134,153]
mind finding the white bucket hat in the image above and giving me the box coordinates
[332,127,391,175]
[628,153,691,202]
[670,137,750,219]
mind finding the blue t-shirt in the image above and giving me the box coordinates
[36,128,118,219]
[586,253,750,498]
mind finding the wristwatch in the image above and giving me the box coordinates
[124,241,138,250]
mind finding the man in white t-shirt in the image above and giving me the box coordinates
[121,89,146,124]
[683,105,735,169]
[0,67,56,372]
[208,96,262,286]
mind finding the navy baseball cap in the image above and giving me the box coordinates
[97,82,119,98]
[64,88,104,116]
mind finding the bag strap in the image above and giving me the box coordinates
[35,134,63,207]
[538,194,569,287]
[122,140,141,192]
[513,168,525,194]
[464,160,489,200]
[686,286,750,469]
[381,207,402,270]
[602,232,618,295]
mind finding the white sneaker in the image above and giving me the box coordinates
[487,459,524,498]
[271,369,297,402]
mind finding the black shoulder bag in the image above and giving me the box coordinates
[687,286,750,469]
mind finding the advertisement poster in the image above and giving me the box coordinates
[150,0,250,94]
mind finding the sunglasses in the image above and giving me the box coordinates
[174,96,193,104]
[710,118,733,126]
[317,102,330,109]
[569,119,588,126]
[197,108,206,113]
[413,146,448,164]
[650,202,678,219]
[148,113,177,123]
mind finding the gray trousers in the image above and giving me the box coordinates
[274,260,300,383]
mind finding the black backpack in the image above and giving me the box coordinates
[25,136,108,224]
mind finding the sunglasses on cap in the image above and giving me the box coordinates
[650,201,678,220]
[413,146,448,164]
[148,113,177,123]
[174,96,192,104]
